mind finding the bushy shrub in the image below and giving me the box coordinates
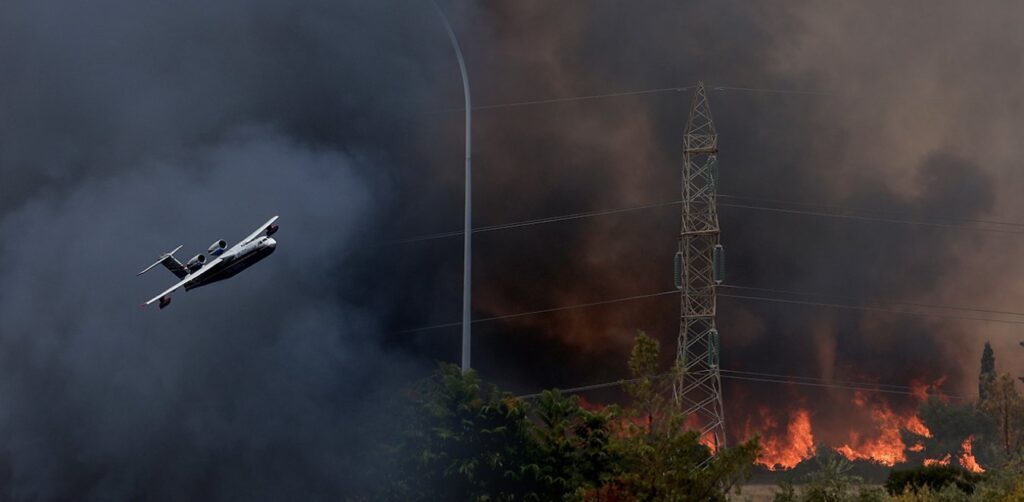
[884,465,982,497]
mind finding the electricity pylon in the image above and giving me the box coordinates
[673,81,727,450]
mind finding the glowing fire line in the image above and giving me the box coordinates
[750,388,984,471]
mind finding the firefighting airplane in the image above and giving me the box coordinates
[138,216,279,308]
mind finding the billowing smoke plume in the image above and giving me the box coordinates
[0,0,449,498]
[387,0,1024,459]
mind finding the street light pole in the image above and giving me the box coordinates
[431,0,473,373]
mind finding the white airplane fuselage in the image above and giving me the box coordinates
[138,216,280,308]
[184,236,277,291]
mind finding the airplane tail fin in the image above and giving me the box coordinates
[137,245,188,279]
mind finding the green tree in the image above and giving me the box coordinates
[902,398,999,470]
[389,363,539,501]
[980,373,1024,460]
[885,464,981,497]
[600,331,760,501]
[980,342,995,402]
[529,390,617,500]
[388,333,763,501]
[623,331,667,435]
[774,451,887,502]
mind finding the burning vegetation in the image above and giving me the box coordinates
[741,341,1021,483]
[749,396,987,475]
[750,408,815,470]
[382,335,1024,500]
[377,334,1024,500]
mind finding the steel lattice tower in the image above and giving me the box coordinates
[674,81,727,450]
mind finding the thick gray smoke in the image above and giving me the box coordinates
[388,0,1021,451]
[0,0,446,498]
[0,130,393,498]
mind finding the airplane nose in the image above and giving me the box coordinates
[265,237,277,249]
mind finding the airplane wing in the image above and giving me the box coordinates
[142,256,223,306]
[226,215,279,254]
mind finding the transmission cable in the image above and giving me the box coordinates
[718,293,1024,327]
[393,290,679,333]
[717,194,1024,230]
[718,369,932,392]
[391,195,1024,245]
[436,84,826,113]
[717,201,1024,235]
[390,200,680,244]
[517,370,965,400]
[395,284,1024,334]
[720,284,1024,319]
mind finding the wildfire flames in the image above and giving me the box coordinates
[753,409,815,470]
[749,391,984,472]
[833,395,927,466]
[960,436,984,473]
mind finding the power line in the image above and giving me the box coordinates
[517,369,965,400]
[718,194,1024,230]
[718,293,1024,327]
[719,369,927,392]
[393,290,679,333]
[436,84,827,113]
[390,195,1024,245]
[389,200,679,244]
[516,376,655,399]
[718,201,1024,236]
[710,85,830,96]
[456,86,693,111]
[720,372,965,400]
[395,284,1024,335]
[721,284,1024,319]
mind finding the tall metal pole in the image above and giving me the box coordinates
[431,0,473,373]
[673,81,727,450]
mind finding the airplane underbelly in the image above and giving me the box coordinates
[184,246,275,290]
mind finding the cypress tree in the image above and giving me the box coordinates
[980,341,996,401]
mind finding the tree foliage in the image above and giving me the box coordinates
[885,465,982,497]
[773,452,887,502]
[597,331,760,502]
[902,398,999,469]
[385,331,761,501]
[388,364,539,500]
[528,390,618,500]
[979,342,995,402]
[980,373,1024,460]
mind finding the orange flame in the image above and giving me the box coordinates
[699,433,718,453]
[756,409,815,470]
[910,376,949,402]
[905,415,931,437]
[924,454,951,467]
[834,393,930,466]
[577,396,605,412]
[960,436,984,473]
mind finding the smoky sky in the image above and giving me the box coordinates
[1,0,1022,498]
[0,0,447,499]
[385,0,1024,451]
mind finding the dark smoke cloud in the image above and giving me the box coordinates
[386,0,1019,450]
[0,130,401,499]
[0,0,450,498]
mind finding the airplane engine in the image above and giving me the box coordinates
[266,223,279,237]
[186,253,207,272]
[208,239,227,256]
